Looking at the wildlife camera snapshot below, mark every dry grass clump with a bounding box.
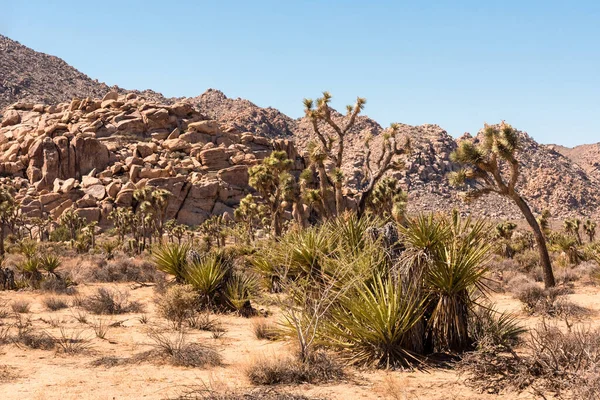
[513,284,588,318]
[80,288,143,315]
[146,328,222,368]
[11,300,31,314]
[43,296,69,311]
[175,388,326,400]
[461,322,600,398]
[51,327,92,354]
[252,319,279,341]
[246,352,344,385]
[39,277,77,295]
[155,284,198,328]
[13,316,55,350]
[63,255,163,283]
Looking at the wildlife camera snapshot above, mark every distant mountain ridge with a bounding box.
[1,34,599,219]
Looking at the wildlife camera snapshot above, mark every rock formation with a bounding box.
[0,92,303,225]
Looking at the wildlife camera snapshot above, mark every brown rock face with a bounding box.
[73,136,110,176]
[217,165,249,188]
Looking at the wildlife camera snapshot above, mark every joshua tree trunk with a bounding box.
[512,194,555,288]
[0,224,5,256]
[334,181,344,216]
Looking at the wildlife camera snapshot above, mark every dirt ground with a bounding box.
[0,280,595,400]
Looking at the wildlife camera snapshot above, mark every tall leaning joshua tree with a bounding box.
[449,122,556,288]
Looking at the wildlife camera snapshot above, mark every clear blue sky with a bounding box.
[2,1,599,146]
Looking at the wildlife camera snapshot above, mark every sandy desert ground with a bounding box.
[1,276,596,400]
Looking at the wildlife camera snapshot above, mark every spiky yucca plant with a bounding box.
[224,272,258,316]
[426,223,492,352]
[184,253,228,306]
[319,272,424,369]
[151,242,190,283]
[39,255,61,278]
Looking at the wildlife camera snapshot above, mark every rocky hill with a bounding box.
[549,143,600,182]
[0,35,167,112]
[1,34,600,222]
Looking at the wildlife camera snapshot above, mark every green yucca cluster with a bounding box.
[151,242,258,315]
[249,212,521,369]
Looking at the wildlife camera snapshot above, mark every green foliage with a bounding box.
[319,271,424,369]
[469,306,526,350]
[184,253,229,306]
[49,225,71,242]
[367,177,407,222]
[248,151,294,236]
[224,272,259,316]
[151,242,191,283]
[584,219,597,242]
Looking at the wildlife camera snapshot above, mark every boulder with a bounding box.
[84,184,106,200]
[177,180,220,225]
[1,110,21,127]
[73,136,110,177]
[199,148,230,170]
[188,120,220,135]
[135,143,157,158]
[217,165,249,187]
[115,189,134,207]
[102,91,119,102]
[75,207,101,223]
[76,194,98,208]
[162,138,191,152]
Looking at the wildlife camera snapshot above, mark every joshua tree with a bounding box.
[583,219,596,243]
[449,122,556,288]
[563,218,582,245]
[248,151,294,236]
[537,209,552,238]
[0,186,18,255]
[366,176,408,223]
[133,186,172,249]
[234,194,268,241]
[495,221,517,258]
[108,208,133,243]
[59,207,85,242]
[303,92,410,218]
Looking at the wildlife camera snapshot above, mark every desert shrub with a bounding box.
[174,388,324,400]
[514,282,546,311]
[318,272,424,369]
[156,284,199,328]
[468,306,526,349]
[513,284,585,318]
[51,327,92,354]
[17,331,56,350]
[187,312,219,332]
[253,319,279,341]
[514,249,540,273]
[246,352,343,385]
[224,272,258,317]
[81,288,143,315]
[11,300,31,314]
[89,256,162,283]
[89,318,111,339]
[43,297,69,311]
[39,276,77,295]
[462,322,600,398]
[147,328,222,367]
[50,225,71,242]
[13,316,55,350]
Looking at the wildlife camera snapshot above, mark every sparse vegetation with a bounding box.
[80,288,143,315]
